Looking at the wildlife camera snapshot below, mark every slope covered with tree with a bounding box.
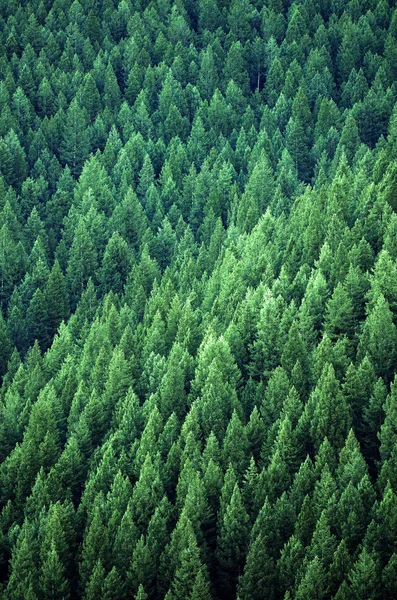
[1,0,397,598]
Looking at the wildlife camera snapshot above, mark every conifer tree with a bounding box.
[357,294,397,382]
[84,560,106,600]
[305,363,351,452]
[6,526,39,600]
[66,218,98,309]
[81,73,101,122]
[237,532,275,600]
[45,260,69,339]
[59,99,89,176]
[217,483,250,598]
[348,548,379,600]
[295,556,326,600]
[0,311,12,378]
[39,541,70,600]
[382,553,397,599]
[379,376,397,462]
[100,232,131,296]
[170,526,203,600]
[1,2,397,599]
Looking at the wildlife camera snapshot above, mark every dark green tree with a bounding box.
[217,483,250,599]
[59,100,89,176]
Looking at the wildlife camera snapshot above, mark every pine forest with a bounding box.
[1,0,397,598]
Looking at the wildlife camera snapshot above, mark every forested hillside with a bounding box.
[1,0,397,598]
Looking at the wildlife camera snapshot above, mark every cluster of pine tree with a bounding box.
[1,0,397,598]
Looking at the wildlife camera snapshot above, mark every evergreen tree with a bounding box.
[379,376,397,462]
[382,553,397,599]
[170,526,203,600]
[237,532,275,600]
[26,288,50,350]
[5,526,39,600]
[0,311,12,379]
[217,483,250,598]
[348,548,379,600]
[45,260,69,339]
[66,217,98,309]
[81,73,101,123]
[100,232,131,295]
[59,99,89,176]
[305,363,351,452]
[39,541,70,600]
[190,568,212,600]
[357,294,397,382]
[0,2,397,599]
[84,560,106,600]
[295,556,326,600]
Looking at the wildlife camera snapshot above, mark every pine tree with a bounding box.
[39,541,70,600]
[102,567,125,600]
[170,526,203,600]
[5,526,39,600]
[100,232,131,296]
[357,294,397,382]
[198,46,219,101]
[224,42,250,93]
[45,260,69,339]
[0,223,22,310]
[237,532,275,600]
[305,363,351,452]
[37,78,55,118]
[250,290,286,383]
[66,217,98,309]
[104,62,121,113]
[59,99,89,176]
[286,114,312,182]
[26,288,50,350]
[198,0,223,33]
[348,548,379,600]
[222,411,248,477]
[217,483,250,599]
[4,130,28,190]
[190,567,212,600]
[131,454,164,534]
[84,560,106,600]
[228,0,255,43]
[382,553,397,599]
[265,58,285,108]
[80,503,109,593]
[81,73,101,122]
[295,556,326,600]
[379,376,397,462]
[324,282,355,343]
[0,311,12,379]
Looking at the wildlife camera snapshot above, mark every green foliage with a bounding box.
[217,483,249,597]
[59,99,90,177]
[0,1,396,598]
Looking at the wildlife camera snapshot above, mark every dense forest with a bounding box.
[1,0,397,598]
